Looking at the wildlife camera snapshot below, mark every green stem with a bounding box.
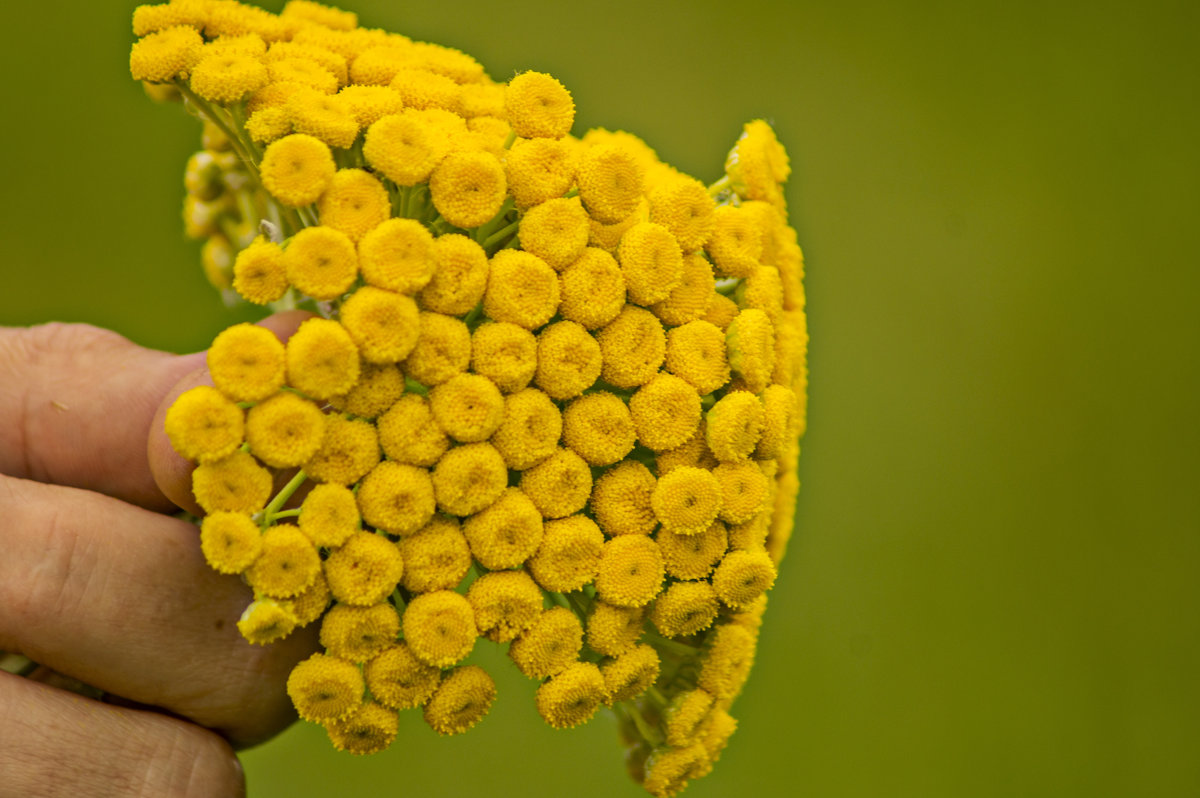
[262,469,308,525]
[707,175,731,198]
[270,508,302,519]
[623,702,663,747]
[481,218,521,251]
[643,631,701,658]
[502,129,517,150]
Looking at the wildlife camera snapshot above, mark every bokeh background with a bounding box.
[3,1,1198,796]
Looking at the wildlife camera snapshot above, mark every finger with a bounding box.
[0,474,318,748]
[0,672,245,798]
[147,310,316,514]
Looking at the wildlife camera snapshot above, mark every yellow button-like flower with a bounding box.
[577,143,644,224]
[600,643,659,705]
[233,236,289,304]
[357,217,436,295]
[259,133,337,207]
[363,110,451,186]
[664,320,730,397]
[702,293,739,330]
[403,589,477,668]
[287,651,364,723]
[725,308,776,395]
[237,598,299,646]
[535,661,605,730]
[739,264,784,323]
[270,55,339,93]
[590,461,657,537]
[483,249,560,329]
[505,136,577,209]
[244,390,325,468]
[130,25,204,83]
[618,222,684,307]
[459,81,505,118]
[325,700,399,756]
[650,466,723,537]
[190,52,269,104]
[423,665,496,736]
[697,622,756,700]
[397,515,472,594]
[649,175,716,253]
[561,392,635,467]
[337,84,404,127]
[705,390,765,462]
[429,150,507,229]
[192,450,273,514]
[246,524,321,599]
[509,607,583,679]
[319,601,401,663]
[658,520,728,581]
[712,460,769,525]
[754,384,796,460]
[504,71,574,139]
[727,509,769,553]
[285,317,361,399]
[655,419,717,476]
[282,225,359,300]
[726,119,790,210]
[325,530,404,606]
[356,460,436,536]
[651,252,716,327]
[519,447,592,519]
[430,441,508,517]
[132,2,208,38]
[650,580,719,639]
[534,321,601,400]
[285,85,359,148]
[338,285,421,364]
[470,322,537,393]
[629,372,701,452]
[704,204,762,278]
[466,569,543,643]
[489,387,562,470]
[585,600,647,657]
[557,247,626,330]
[330,361,406,420]
[429,373,505,443]
[280,0,358,31]
[588,196,647,253]
[663,688,716,748]
[390,66,461,112]
[419,233,490,315]
[282,569,331,627]
[317,168,390,243]
[594,535,665,608]
[461,486,544,569]
[248,79,307,114]
[365,642,442,711]
[349,44,419,86]
[199,511,262,574]
[405,312,471,386]
[697,707,738,770]
[164,384,245,464]
[596,305,666,389]
[519,196,589,271]
[207,322,286,402]
[711,549,777,610]
[527,514,604,592]
[377,394,450,467]
[642,742,709,798]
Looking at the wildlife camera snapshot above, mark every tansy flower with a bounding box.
[527,514,604,592]
[711,549,777,610]
[377,394,450,467]
[390,67,461,112]
[596,305,666,389]
[577,143,644,223]
[466,569,543,643]
[283,569,332,626]
[204,2,289,42]
[650,466,723,537]
[702,293,739,330]
[282,225,359,300]
[285,85,359,148]
[655,419,717,476]
[190,52,269,104]
[397,515,472,593]
[650,581,719,639]
[561,392,636,467]
[430,442,508,517]
[590,461,658,537]
[629,373,702,452]
[557,248,626,330]
[330,362,406,420]
[266,40,349,85]
[727,510,769,553]
[712,460,769,525]
[725,308,776,394]
[412,39,484,83]
[649,175,716,253]
[534,662,606,730]
[405,312,471,386]
[767,468,800,565]
[357,217,436,295]
[728,593,769,636]
[429,150,507,229]
[705,390,765,462]
[618,222,685,307]
[663,688,716,748]
[489,388,562,470]
[244,390,326,467]
[505,137,577,209]
[465,115,510,157]
[509,607,583,679]
[287,652,364,723]
[504,71,574,139]
[665,320,730,396]
[248,79,308,114]
[324,531,404,606]
[269,56,339,93]
[651,253,716,327]
[461,486,543,569]
[131,2,209,38]
[483,250,560,330]
[470,322,537,393]
[319,601,401,663]
[459,81,505,118]
[317,168,391,243]
[280,0,358,31]
[739,265,784,323]
[519,448,592,519]
[366,643,442,711]
[588,196,647,253]
[534,321,601,400]
[237,598,299,646]
[697,708,738,770]
[423,665,496,736]
[601,643,660,704]
[129,25,204,83]
[642,743,709,798]
[657,520,728,581]
[593,535,665,608]
[246,524,321,599]
[519,196,590,270]
[349,43,420,86]
[697,623,756,701]
[356,461,436,536]
[338,285,421,363]
[585,600,647,657]
[246,105,292,142]
[199,511,262,574]
[207,322,286,402]
[419,233,490,315]
[191,450,273,514]
[164,385,244,464]
[285,317,361,399]
[325,701,399,756]
[753,386,795,457]
[233,236,289,304]
[403,590,477,668]
[704,205,762,278]
[363,112,447,186]
[429,373,505,443]
[726,119,790,209]
[259,133,337,207]
[337,84,404,127]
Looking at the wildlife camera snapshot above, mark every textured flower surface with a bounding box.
[137,1,807,794]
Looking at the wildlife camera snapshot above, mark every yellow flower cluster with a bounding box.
[138,1,806,793]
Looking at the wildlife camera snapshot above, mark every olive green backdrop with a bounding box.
[2,1,1197,796]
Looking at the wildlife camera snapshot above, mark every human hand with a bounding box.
[0,317,317,797]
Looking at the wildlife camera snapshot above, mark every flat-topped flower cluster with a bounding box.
[133,1,807,795]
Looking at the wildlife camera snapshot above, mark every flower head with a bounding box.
[509,607,583,679]
[192,451,273,514]
[287,652,364,723]
[658,520,728,581]
[461,486,544,569]
[466,569,543,643]
[520,448,593,519]
[650,252,715,327]
[484,250,560,330]
[561,391,636,467]
[665,320,730,396]
[505,71,574,139]
[470,322,538,393]
[397,516,472,593]
[423,665,496,735]
[324,530,404,606]
[356,460,436,535]
[233,236,289,304]
[505,136,577,209]
[594,535,664,608]
[725,308,776,394]
[527,515,604,592]
[429,150,507,229]
[534,321,601,400]
[419,233,490,315]
[164,385,244,464]
[590,461,658,537]
[649,581,719,639]
[304,414,380,485]
[601,643,660,704]
[285,316,361,399]
[338,286,421,364]
[357,217,436,295]
[282,225,358,300]
[330,362,406,420]
[363,112,447,186]
[431,441,509,517]
[245,390,326,468]
[326,701,399,755]
[629,373,702,452]
[317,168,390,243]
[429,373,505,443]
[246,524,322,599]
[519,196,590,271]
[199,511,263,574]
[711,549,777,610]
[596,306,666,389]
[237,598,299,645]
[207,322,287,402]
[365,643,442,710]
[489,387,562,470]
[649,175,716,252]
[130,26,204,83]
[319,601,400,663]
[557,248,627,330]
[377,394,450,467]
[259,133,336,207]
[403,589,477,667]
[190,52,269,104]
[577,143,644,223]
[705,390,765,462]
[535,662,605,730]
[650,466,723,537]
[405,312,471,386]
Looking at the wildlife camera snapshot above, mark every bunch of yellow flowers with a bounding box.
[132,1,806,795]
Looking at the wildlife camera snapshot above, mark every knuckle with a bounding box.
[138,721,245,798]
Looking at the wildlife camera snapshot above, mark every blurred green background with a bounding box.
[2,1,1198,796]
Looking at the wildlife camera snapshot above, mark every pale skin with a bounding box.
[0,313,317,797]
